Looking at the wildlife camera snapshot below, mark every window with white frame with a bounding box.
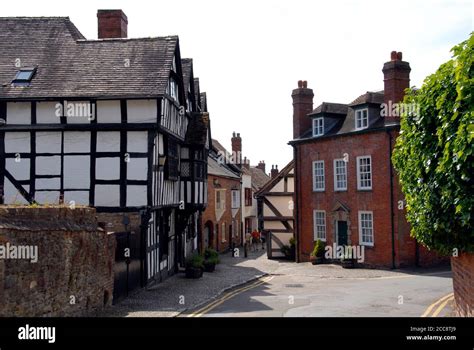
[359,211,374,246]
[357,156,372,190]
[334,159,347,191]
[313,161,325,191]
[221,222,226,243]
[216,190,226,211]
[313,117,324,137]
[313,210,326,241]
[355,109,368,130]
[231,190,240,209]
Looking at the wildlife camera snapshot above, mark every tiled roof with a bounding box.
[0,17,178,99]
[249,167,271,190]
[349,91,384,106]
[207,155,240,179]
[310,102,348,115]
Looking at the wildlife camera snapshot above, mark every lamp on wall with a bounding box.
[213,178,220,187]
[158,155,167,167]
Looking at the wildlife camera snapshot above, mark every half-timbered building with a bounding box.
[0,10,209,297]
[256,161,295,258]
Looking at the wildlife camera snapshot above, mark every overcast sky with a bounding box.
[3,0,472,173]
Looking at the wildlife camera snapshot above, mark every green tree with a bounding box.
[393,33,474,255]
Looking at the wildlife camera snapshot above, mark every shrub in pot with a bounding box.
[203,248,220,272]
[185,253,204,278]
[310,240,325,265]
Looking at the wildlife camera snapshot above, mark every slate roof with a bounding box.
[182,58,193,93]
[0,17,178,100]
[309,102,348,116]
[249,167,271,191]
[207,156,240,179]
[292,90,396,142]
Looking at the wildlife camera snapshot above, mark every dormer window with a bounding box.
[12,67,37,85]
[313,117,324,137]
[355,109,368,130]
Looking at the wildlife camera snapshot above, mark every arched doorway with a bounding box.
[203,221,214,249]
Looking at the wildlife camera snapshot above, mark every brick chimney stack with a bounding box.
[231,132,242,165]
[98,10,128,39]
[256,161,266,174]
[382,51,411,107]
[292,80,314,139]
[243,157,250,170]
[271,165,279,179]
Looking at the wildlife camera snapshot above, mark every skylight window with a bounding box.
[12,67,37,84]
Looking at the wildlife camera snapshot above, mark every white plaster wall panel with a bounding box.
[5,132,30,153]
[97,100,121,123]
[127,158,147,180]
[270,179,285,192]
[263,221,286,231]
[97,132,120,152]
[36,132,61,153]
[4,179,29,204]
[64,191,89,206]
[289,169,294,175]
[65,101,91,124]
[7,102,30,124]
[127,99,157,123]
[35,178,61,190]
[96,158,120,180]
[127,186,147,207]
[127,132,148,153]
[287,177,295,192]
[64,156,90,189]
[37,102,60,124]
[95,185,120,207]
[36,156,61,175]
[268,197,293,217]
[6,158,30,180]
[64,132,91,153]
[35,191,60,204]
[158,134,164,154]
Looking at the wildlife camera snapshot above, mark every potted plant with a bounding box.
[281,237,296,260]
[203,248,220,272]
[340,248,356,269]
[185,253,204,278]
[310,240,325,265]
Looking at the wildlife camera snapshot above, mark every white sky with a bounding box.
[3,0,472,173]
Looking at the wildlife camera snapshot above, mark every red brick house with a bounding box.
[201,139,242,253]
[289,52,445,268]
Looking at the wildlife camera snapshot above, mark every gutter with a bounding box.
[387,130,396,269]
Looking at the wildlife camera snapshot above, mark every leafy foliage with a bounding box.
[310,240,325,257]
[185,253,204,269]
[393,33,474,255]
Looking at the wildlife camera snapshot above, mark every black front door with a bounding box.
[337,221,348,246]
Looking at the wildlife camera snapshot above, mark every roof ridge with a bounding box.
[76,35,178,43]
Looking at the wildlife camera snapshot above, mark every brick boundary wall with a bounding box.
[0,206,116,317]
[451,252,474,317]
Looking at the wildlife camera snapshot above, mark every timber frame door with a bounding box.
[145,210,160,285]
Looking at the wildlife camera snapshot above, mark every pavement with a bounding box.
[101,248,455,317]
[101,248,280,317]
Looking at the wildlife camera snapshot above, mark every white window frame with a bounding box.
[358,211,374,246]
[215,189,226,211]
[356,155,372,190]
[313,210,326,241]
[312,117,324,137]
[355,108,369,130]
[312,160,325,192]
[333,158,347,191]
[231,190,240,209]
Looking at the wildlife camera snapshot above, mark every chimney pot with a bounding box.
[298,80,303,88]
[391,51,398,60]
[303,81,307,88]
[397,52,403,60]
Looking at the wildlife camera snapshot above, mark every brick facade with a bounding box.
[0,206,116,316]
[202,175,242,253]
[451,252,474,317]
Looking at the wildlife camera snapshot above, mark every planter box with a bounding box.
[203,261,216,273]
[185,267,203,279]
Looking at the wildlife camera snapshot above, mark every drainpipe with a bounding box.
[387,130,396,269]
[292,145,300,263]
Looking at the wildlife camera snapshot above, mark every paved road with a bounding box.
[187,265,453,317]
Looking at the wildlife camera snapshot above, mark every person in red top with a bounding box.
[251,230,260,252]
